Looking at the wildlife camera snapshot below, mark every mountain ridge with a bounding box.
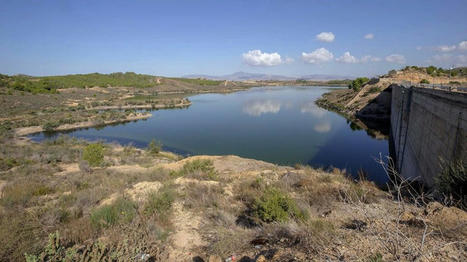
[183,71,354,81]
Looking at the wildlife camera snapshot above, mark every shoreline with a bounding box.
[15,112,152,136]
[87,101,192,110]
[315,93,389,140]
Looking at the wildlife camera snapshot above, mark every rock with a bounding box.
[424,201,443,215]
[208,255,222,262]
[399,211,425,228]
[343,219,367,231]
[256,255,267,262]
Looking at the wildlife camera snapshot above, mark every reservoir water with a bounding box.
[31,86,389,184]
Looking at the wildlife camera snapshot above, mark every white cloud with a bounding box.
[302,48,334,64]
[364,33,374,40]
[360,55,381,63]
[431,54,467,67]
[437,45,456,52]
[243,100,281,116]
[316,32,335,42]
[416,46,423,51]
[242,50,282,66]
[336,52,358,63]
[459,41,467,51]
[385,54,406,64]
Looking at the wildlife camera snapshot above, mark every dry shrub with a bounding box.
[183,182,225,209]
[0,210,46,261]
[204,226,253,258]
[339,180,381,204]
[1,180,55,207]
[235,177,265,204]
[258,219,335,255]
[60,217,94,244]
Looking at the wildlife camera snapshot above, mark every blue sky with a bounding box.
[1,0,466,77]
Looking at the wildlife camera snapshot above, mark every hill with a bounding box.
[0,72,253,94]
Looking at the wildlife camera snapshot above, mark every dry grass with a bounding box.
[0,136,466,261]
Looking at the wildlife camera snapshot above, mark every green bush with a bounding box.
[82,143,104,167]
[436,159,466,208]
[426,66,436,75]
[368,87,380,93]
[171,159,217,179]
[348,77,369,91]
[147,139,162,155]
[143,187,176,218]
[90,198,136,229]
[42,121,60,132]
[253,187,306,223]
[420,79,430,84]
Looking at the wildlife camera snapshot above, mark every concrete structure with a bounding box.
[390,85,467,186]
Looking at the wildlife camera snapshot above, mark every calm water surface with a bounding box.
[31,86,389,184]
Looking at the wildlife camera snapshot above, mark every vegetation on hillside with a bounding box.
[400,65,467,77]
[0,72,160,93]
[348,77,369,91]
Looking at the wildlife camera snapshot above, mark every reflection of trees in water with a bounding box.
[347,120,363,131]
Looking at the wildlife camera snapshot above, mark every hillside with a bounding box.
[1,135,466,261]
[316,66,467,136]
[0,72,253,94]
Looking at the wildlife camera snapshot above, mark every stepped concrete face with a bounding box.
[390,85,467,186]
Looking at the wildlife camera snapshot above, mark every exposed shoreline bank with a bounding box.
[15,112,152,136]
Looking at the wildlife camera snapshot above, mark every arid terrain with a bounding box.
[0,71,466,261]
[1,135,466,261]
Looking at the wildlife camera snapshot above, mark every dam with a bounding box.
[390,84,467,186]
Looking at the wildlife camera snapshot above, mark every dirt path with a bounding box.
[167,202,206,261]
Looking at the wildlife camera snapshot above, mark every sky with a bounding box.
[1,0,466,77]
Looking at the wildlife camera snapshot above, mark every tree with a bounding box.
[348,77,369,91]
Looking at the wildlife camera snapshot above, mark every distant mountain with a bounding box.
[299,74,354,81]
[182,72,353,81]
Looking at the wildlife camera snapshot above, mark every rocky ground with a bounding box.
[0,134,466,261]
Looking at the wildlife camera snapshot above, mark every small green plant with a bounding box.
[420,79,430,84]
[90,198,136,229]
[170,159,217,180]
[82,143,104,167]
[367,253,384,262]
[368,86,380,93]
[147,139,162,155]
[436,159,466,208]
[42,121,60,132]
[143,187,176,219]
[253,187,306,223]
[426,65,436,75]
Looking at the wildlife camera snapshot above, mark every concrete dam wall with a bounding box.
[390,85,467,186]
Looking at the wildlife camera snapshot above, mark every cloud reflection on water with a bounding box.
[243,99,281,116]
[314,122,331,133]
[300,101,326,118]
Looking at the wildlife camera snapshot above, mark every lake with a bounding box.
[31,86,389,184]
